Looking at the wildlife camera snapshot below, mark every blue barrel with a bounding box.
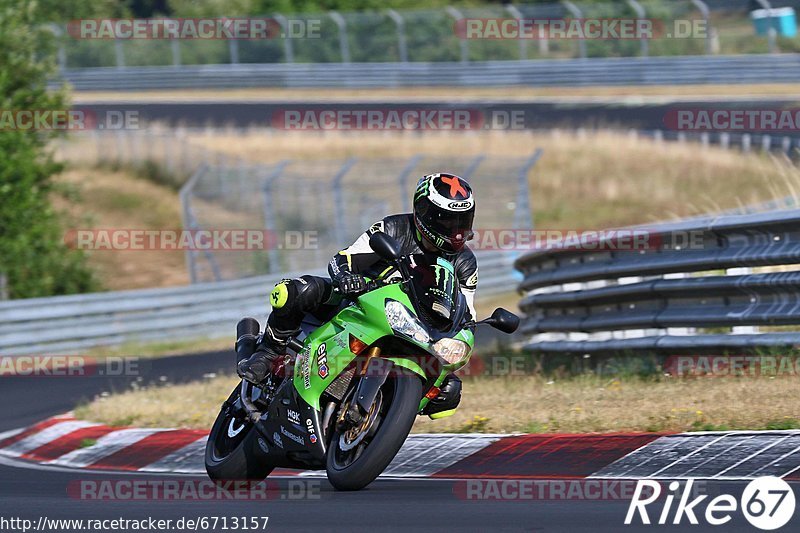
[751,7,797,38]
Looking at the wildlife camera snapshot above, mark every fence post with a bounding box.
[505,5,528,60]
[170,39,181,66]
[329,11,351,63]
[273,14,295,63]
[742,133,752,152]
[690,0,713,55]
[261,161,290,274]
[0,273,7,300]
[397,154,424,211]
[114,39,125,68]
[180,167,204,284]
[626,0,649,57]
[332,158,359,243]
[562,1,587,59]
[720,131,730,149]
[516,149,543,230]
[228,39,240,64]
[445,6,469,63]
[386,9,409,62]
[462,154,485,179]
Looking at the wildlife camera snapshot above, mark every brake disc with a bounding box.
[339,390,383,452]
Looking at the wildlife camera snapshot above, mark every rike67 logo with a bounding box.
[626,477,795,530]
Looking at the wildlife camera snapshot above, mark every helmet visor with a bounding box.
[417,202,474,251]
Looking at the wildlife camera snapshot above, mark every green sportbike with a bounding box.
[205,231,519,491]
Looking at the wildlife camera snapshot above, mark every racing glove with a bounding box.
[336,272,367,297]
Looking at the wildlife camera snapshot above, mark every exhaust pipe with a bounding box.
[235,317,261,364]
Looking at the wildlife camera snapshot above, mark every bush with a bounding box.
[0,0,98,298]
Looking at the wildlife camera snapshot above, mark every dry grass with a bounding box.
[80,337,232,359]
[74,372,800,434]
[53,130,800,292]
[186,129,800,229]
[72,83,800,102]
[53,166,189,290]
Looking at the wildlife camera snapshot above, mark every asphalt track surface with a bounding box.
[0,352,797,532]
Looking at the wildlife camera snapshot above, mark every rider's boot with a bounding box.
[422,373,462,419]
[237,323,300,384]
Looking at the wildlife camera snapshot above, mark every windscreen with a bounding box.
[408,255,460,330]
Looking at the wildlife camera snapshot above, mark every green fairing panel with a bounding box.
[292,282,414,410]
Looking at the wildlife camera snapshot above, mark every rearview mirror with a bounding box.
[369,231,403,261]
[480,308,520,334]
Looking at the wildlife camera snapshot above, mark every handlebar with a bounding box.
[332,277,396,298]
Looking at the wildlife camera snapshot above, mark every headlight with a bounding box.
[433,338,471,365]
[385,300,430,343]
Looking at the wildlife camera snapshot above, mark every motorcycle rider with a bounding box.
[237,172,478,417]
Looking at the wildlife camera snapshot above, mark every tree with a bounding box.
[0,0,97,298]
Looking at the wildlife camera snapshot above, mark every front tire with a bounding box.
[205,387,273,483]
[326,371,423,491]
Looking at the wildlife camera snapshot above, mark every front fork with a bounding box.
[337,346,388,431]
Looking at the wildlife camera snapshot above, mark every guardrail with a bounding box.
[0,250,518,356]
[514,208,800,354]
[57,54,800,91]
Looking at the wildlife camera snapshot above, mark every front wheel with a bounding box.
[205,386,273,483]
[326,370,423,491]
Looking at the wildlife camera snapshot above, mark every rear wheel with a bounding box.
[205,386,273,483]
[326,369,423,491]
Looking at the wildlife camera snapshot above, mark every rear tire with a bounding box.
[326,371,423,491]
[205,387,273,483]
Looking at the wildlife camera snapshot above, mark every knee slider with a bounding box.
[269,280,292,309]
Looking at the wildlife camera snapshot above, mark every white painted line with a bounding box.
[0,428,25,442]
[749,441,800,477]
[0,421,97,457]
[138,437,206,474]
[383,434,500,477]
[47,428,161,468]
[713,435,793,478]
[384,436,460,476]
[590,435,685,478]
[647,434,730,478]
[679,435,756,477]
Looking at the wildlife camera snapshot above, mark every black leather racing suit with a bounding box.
[328,213,479,317]
[246,213,479,413]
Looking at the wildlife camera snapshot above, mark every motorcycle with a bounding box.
[204,231,519,491]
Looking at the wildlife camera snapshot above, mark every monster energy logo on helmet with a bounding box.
[414,175,431,202]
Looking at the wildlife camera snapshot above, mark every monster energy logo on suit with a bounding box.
[430,258,455,318]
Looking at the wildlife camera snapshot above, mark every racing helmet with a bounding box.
[413,173,475,254]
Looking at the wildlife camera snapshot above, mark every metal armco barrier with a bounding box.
[0,273,294,356]
[0,249,518,356]
[57,54,800,91]
[514,209,800,353]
